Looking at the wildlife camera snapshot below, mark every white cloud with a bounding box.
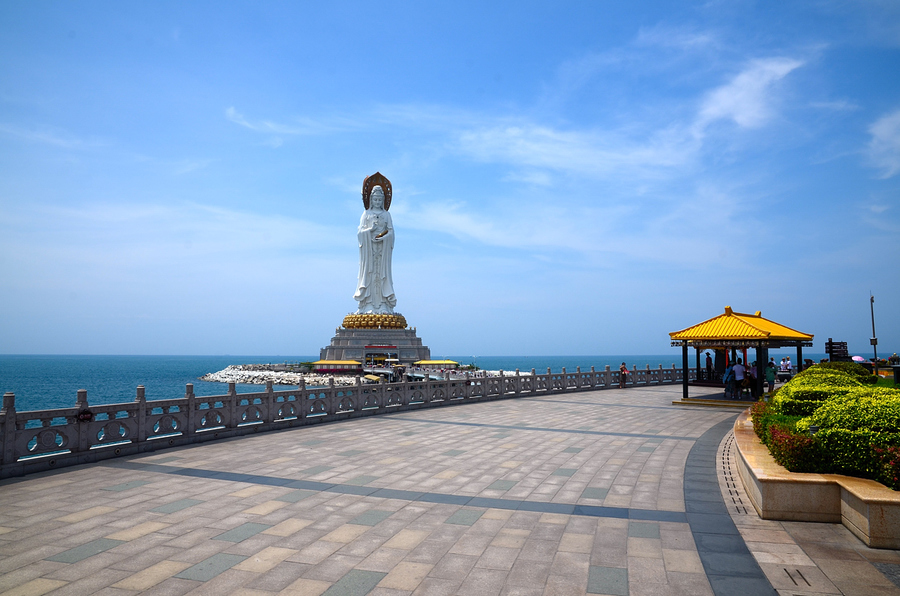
[694,58,804,133]
[867,108,900,178]
[634,24,717,50]
[456,123,695,179]
[0,123,103,149]
[809,100,859,111]
[225,107,357,136]
[174,158,214,175]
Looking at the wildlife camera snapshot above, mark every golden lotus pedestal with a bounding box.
[342,313,408,330]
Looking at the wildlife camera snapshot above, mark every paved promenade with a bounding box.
[1,384,898,596]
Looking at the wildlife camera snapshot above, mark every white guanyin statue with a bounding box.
[354,173,397,314]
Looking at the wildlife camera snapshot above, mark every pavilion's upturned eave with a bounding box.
[670,339,814,348]
[669,306,813,344]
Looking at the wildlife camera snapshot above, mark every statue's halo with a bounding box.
[362,172,392,211]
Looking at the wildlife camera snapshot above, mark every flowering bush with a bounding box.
[873,445,900,491]
[767,424,822,473]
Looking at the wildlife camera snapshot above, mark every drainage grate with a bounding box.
[720,433,749,514]
[782,567,812,587]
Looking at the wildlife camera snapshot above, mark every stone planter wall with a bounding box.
[733,410,900,549]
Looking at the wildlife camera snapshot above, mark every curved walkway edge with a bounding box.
[684,415,777,595]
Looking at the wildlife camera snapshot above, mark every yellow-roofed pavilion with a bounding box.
[669,306,813,400]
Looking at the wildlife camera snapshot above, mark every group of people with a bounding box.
[720,357,781,400]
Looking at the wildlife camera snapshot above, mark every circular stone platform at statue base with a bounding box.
[320,322,431,366]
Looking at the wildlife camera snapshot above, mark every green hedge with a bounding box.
[751,366,900,489]
[771,368,863,416]
[801,361,878,383]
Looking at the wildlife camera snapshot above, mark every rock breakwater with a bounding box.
[200,365,357,387]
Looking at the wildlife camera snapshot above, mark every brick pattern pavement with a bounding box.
[0,384,897,595]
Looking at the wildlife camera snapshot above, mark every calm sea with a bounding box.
[0,353,828,413]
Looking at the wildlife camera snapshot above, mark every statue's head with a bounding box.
[370,186,385,209]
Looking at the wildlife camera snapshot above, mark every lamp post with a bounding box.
[870,294,878,376]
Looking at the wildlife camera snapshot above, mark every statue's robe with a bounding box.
[354,208,396,313]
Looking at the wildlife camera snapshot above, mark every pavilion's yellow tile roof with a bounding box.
[414,360,459,365]
[313,360,361,365]
[670,306,813,341]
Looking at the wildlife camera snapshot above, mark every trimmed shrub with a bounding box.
[796,387,900,433]
[803,361,878,384]
[793,387,900,480]
[767,424,822,473]
[751,373,900,488]
[772,368,863,416]
[750,401,804,445]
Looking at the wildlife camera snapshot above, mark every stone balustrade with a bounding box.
[0,364,692,479]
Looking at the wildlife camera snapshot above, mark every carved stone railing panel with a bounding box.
[1,363,691,478]
[449,382,466,400]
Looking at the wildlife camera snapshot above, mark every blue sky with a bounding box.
[1,1,898,357]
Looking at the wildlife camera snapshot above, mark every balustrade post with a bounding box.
[605,365,611,388]
[265,380,275,423]
[2,393,17,464]
[328,377,336,415]
[185,384,196,436]
[561,367,567,392]
[298,379,307,420]
[135,386,147,443]
[590,366,596,388]
[531,369,537,393]
[74,389,90,453]
[226,382,237,427]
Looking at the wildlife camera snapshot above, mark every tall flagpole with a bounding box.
[870,294,878,375]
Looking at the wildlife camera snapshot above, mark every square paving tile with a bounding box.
[277,489,316,503]
[45,538,125,563]
[581,487,609,500]
[345,475,379,486]
[150,499,204,514]
[628,522,660,539]
[102,480,152,492]
[445,509,484,526]
[174,553,248,581]
[587,565,628,595]
[214,522,272,542]
[349,510,394,527]
[322,569,386,595]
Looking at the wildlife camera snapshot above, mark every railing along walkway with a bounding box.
[1,364,692,479]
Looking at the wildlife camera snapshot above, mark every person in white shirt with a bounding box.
[732,359,746,398]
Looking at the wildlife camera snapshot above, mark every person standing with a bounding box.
[619,362,628,389]
[723,362,735,399]
[765,360,777,394]
[705,352,713,380]
[732,358,746,399]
